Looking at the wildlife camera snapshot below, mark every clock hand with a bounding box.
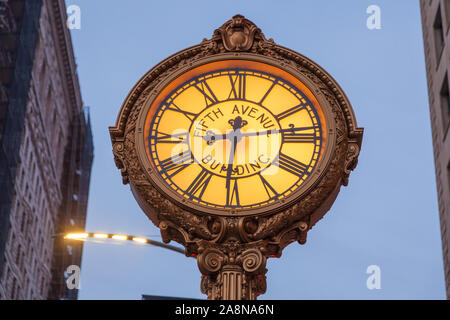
[239,125,316,138]
[203,125,315,144]
[225,116,246,204]
[203,116,248,145]
[225,134,238,205]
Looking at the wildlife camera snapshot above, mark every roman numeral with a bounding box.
[228,74,246,100]
[159,152,193,177]
[276,104,306,120]
[259,80,278,105]
[166,103,197,121]
[226,179,240,207]
[258,174,278,199]
[153,131,188,144]
[194,80,218,106]
[186,169,213,199]
[283,132,315,143]
[275,153,308,176]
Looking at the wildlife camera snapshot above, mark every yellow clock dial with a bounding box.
[144,61,326,213]
[190,100,282,179]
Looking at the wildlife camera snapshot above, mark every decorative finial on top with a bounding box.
[213,14,266,52]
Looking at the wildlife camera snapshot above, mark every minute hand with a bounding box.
[240,126,316,137]
[202,126,316,144]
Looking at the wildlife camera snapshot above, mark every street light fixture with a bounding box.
[59,232,186,255]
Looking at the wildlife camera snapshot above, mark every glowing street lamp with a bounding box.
[61,232,186,255]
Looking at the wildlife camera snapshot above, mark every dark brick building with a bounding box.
[0,0,93,299]
[420,0,450,299]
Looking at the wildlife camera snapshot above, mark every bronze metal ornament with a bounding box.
[109,15,363,300]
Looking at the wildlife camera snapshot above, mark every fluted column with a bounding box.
[198,248,267,300]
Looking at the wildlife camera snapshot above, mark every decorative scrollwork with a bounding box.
[212,14,265,52]
[198,248,225,275]
[159,211,215,240]
[343,143,360,186]
[206,217,227,242]
[241,248,265,274]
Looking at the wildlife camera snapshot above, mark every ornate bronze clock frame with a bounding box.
[110,15,363,300]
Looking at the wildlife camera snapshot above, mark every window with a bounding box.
[20,209,26,232]
[441,73,450,133]
[10,233,15,251]
[19,168,24,188]
[31,161,35,183]
[11,277,16,299]
[40,276,45,295]
[40,236,44,255]
[20,254,25,272]
[25,183,29,200]
[45,84,53,124]
[39,59,46,89]
[15,244,21,264]
[434,5,445,63]
[1,266,9,283]
[24,277,29,296]
[26,215,32,235]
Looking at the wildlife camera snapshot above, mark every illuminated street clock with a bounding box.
[145,61,325,214]
[110,15,363,300]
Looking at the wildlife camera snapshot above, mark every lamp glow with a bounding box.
[65,233,88,239]
[93,233,108,239]
[112,234,127,241]
[132,237,147,244]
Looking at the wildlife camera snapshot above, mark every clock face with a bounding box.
[143,60,328,215]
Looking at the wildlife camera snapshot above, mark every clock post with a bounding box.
[110,15,363,300]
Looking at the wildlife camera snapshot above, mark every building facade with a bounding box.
[420,0,450,299]
[0,0,93,300]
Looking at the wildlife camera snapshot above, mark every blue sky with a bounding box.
[65,0,446,299]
